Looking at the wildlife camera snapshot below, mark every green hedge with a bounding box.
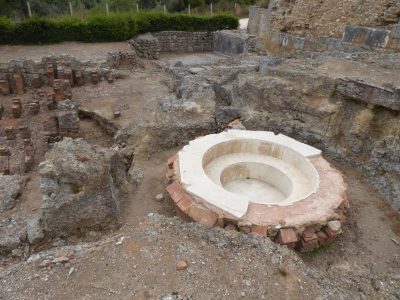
[0,13,238,44]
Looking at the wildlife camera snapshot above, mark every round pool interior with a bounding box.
[220,162,292,204]
[202,138,319,205]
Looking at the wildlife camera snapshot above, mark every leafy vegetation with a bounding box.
[0,0,254,17]
[0,13,239,44]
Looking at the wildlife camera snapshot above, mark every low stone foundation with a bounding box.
[213,30,257,56]
[343,25,400,50]
[129,30,257,58]
[130,31,213,59]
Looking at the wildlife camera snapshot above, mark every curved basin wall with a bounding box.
[202,139,319,205]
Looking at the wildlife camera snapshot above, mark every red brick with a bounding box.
[176,260,188,270]
[324,228,336,242]
[188,204,218,227]
[167,155,176,169]
[251,225,268,236]
[171,190,185,204]
[166,181,181,195]
[316,231,328,246]
[276,228,298,245]
[14,74,24,95]
[176,195,193,213]
[298,231,318,252]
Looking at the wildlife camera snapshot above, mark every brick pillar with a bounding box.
[46,63,55,86]
[31,74,42,89]
[29,100,40,115]
[0,104,4,120]
[64,68,74,86]
[5,126,16,140]
[42,115,59,143]
[13,73,25,95]
[53,79,63,101]
[18,125,31,139]
[75,70,85,86]
[0,79,10,96]
[91,71,100,84]
[24,143,34,172]
[47,92,56,110]
[12,98,22,118]
[0,147,10,175]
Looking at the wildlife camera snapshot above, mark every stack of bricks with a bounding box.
[13,69,25,95]
[64,68,74,86]
[0,77,10,95]
[5,126,16,140]
[53,79,72,101]
[107,74,114,84]
[46,63,55,86]
[31,74,42,89]
[56,99,79,137]
[29,99,40,115]
[91,71,100,84]
[23,139,34,172]
[75,70,85,86]
[0,147,10,175]
[18,125,31,139]
[42,115,59,143]
[57,66,74,86]
[0,104,4,120]
[47,92,56,110]
[12,98,22,118]
[36,89,45,99]
[165,155,349,253]
[166,156,219,228]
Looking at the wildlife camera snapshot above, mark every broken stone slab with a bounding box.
[337,78,400,111]
[26,213,45,245]
[259,56,280,73]
[391,24,400,40]
[0,175,23,211]
[342,25,392,49]
[39,138,126,238]
[0,223,27,255]
[56,99,80,137]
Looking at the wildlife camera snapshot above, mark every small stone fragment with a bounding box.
[155,193,164,201]
[176,260,188,270]
[52,256,70,264]
[39,259,52,268]
[327,220,341,233]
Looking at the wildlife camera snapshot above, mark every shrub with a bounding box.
[0,12,238,44]
[0,17,14,44]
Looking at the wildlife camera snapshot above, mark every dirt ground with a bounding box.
[0,42,399,299]
[0,42,130,63]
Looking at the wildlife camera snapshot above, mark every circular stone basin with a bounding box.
[166,130,348,252]
[220,162,291,204]
[202,138,319,206]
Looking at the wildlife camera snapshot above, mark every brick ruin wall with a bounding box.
[0,55,118,95]
[129,31,213,59]
[154,31,213,53]
[267,0,400,38]
[0,55,125,176]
